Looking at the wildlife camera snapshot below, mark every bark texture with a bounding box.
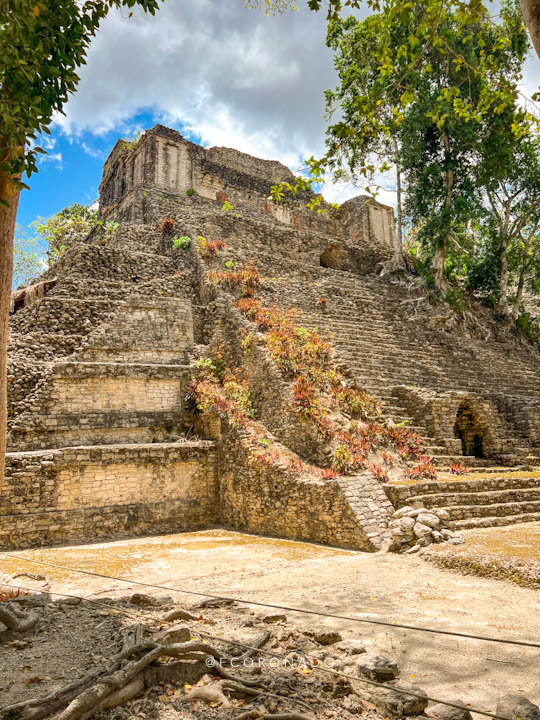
[520,0,540,59]
[0,165,19,491]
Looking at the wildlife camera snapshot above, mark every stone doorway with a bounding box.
[454,402,486,458]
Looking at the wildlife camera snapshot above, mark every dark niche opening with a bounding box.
[320,243,348,271]
[454,403,485,458]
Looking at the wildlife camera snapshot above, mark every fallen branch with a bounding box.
[231,631,271,664]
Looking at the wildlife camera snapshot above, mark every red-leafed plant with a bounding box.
[320,468,339,480]
[199,260,431,480]
[404,456,437,480]
[208,262,260,297]
[449,462,467,475]
[161,217,176,235]
[369,463,389,482]
[198,236,227,257]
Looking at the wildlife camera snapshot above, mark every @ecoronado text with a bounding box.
[205,656,335,669]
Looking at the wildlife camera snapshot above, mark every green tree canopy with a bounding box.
[1,0,162,193]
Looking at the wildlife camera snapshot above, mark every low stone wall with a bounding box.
[8,363,191,451]
[10,410,185,452]
[0,442,218,548]
[80,297,193,364]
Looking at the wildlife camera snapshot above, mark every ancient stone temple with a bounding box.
[3,124,540,551]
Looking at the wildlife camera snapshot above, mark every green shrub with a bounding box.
[443,287,466,314]
[186,188,197,197]
[172,235,191,251]
[516,311,540,345]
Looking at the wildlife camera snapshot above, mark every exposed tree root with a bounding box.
[231,630,271,664]
[0,603,39,639]
[163,607,200,622]
[0,610,313,720]
[236,712,312,720]
[0,639,224,720]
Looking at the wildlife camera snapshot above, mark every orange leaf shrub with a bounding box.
[207,262,260,297]
[161,217,176,235]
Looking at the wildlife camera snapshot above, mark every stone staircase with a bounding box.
[301,270,540,400]
[276,268,540,469]
[385,475,540,530]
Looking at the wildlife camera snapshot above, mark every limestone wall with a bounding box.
[0,443,218,548]
[81,297,193,364]
[8,363,191,452]
[216,428,392,551]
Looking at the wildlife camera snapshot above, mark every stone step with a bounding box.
[431,454,493,467]
[450,512,540,530]
[7,410,187,452]
[423,445,449,456]
[406,486,540,509]
[385,474,540,505]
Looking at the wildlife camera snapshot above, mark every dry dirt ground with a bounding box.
[424,522,540,589]
[1,528,540,717]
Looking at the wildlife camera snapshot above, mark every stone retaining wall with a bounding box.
[218,433,383,551]
[0,442,218,548]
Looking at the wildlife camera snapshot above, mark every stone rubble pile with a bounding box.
[390,502,465,553]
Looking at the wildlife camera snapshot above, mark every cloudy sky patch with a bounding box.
[17,0,540,227]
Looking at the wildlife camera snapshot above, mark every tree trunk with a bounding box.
[432,239,446,291]
[394,156,405,268]
[379,147,405,276]
[511,252,528,322]
[432,134,453,293]
[520,0,540,59]
[497,240,510,318]
[0,167,19,491]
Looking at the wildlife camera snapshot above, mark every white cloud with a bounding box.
[53,1,337,167]
[50,1,540,211]
[80,142,106,159]
[39,152,63,169]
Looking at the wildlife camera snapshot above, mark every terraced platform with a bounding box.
[5,124,540,549]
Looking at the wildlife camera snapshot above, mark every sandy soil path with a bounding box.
[2,529,539,715]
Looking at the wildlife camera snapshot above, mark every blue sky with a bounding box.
[14,0,373,236]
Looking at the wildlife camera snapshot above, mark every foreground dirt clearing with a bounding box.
[2,529,540,714]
